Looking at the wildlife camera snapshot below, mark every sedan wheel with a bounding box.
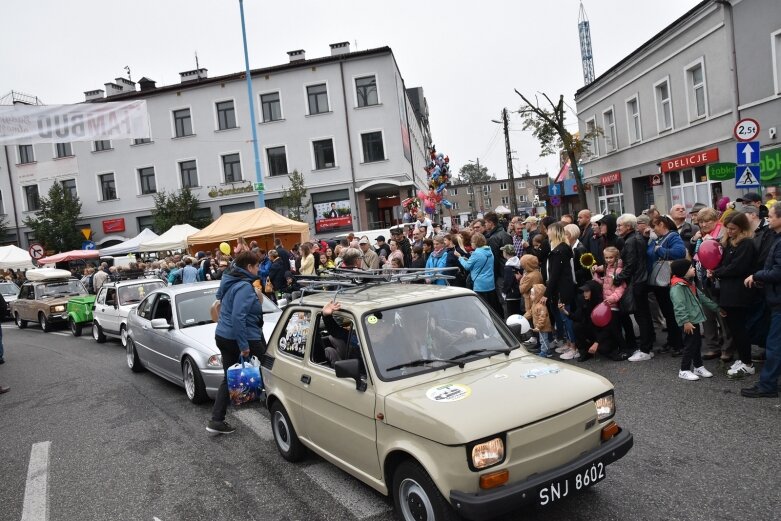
[92,321,107,343]
[39,313,51,333]
[126,337,144,373]
[14,312,27,329]
[392,461,457,521]
[120,325,128,347]
[270,402,306,462]
[182,356,207,404]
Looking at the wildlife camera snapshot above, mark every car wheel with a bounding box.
[126,337,144,373]
[392,460,457,521]
[270,401,306,462]
[14,312,27,329]
[120,325,128,347]
[69,318,82,337]
[182,356,208,404]
[92,321,107,343]
[39,313,51,333]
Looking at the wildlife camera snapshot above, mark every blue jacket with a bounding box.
[647,231,686,272]
[754,231,781,308]
[259,257,271,285]
[425,250,448,286]
[459,246,495,292]
[215,267,263,349]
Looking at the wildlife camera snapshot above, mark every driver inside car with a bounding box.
[322,301,363,368]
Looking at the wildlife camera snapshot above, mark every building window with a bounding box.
[222,153,242,182]
[267,146,288,177]
[307,84,329,115]
[18,145,34,164]
[483,196,492,207]
[99,173,117,201]
[138,167,157,195]
[626,96,641,143]
[137,215,155,233]
[534,179,545,187]
[654,78,673,132]
[355,76,378,107]
[23,185,40,211]
[596,183,625,216]
[669,167,711,211]
[361,131,385,163]
[518,194,527,203]
[452,202,459,210]
[56,143,73,158]
[466,187,473,195]
[173,108,193,137]
[517,181,526,189]
[133,137,152,145]
[60,179,77,200]
[94,140,112,151]
[685,61,707,120]
[500,182,508,191]
[261,92,282,122]
[313,139,335,169]
[451,187,458,195]
[585,117,599,157]
[774,30,781,95]
[216,100,237,130]
[482,185,490,194]
[501,196,510,205]
[602,107,617,152]
[179,160,198,188]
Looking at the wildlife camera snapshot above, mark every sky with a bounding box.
[0,0,701,182]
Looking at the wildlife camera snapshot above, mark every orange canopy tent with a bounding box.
[186,207,310,254]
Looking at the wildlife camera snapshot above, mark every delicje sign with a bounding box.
[661,147,719,173]
[0,100,150,145]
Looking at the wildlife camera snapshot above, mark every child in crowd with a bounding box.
[531,283,553,357]
[586,246,629,360]
[519,254,543,322]
[669,259,719,381]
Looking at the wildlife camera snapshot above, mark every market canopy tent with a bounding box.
[100,228,158,256]
[138,224,201,252]
[0,245,35,269]
[494,205,512,214]
[187,207,309,253]
[36,249,100,266]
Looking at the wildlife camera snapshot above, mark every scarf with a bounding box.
[671,276,697,297]
[430,247,445,259]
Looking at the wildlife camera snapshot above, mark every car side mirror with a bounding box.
[151,318,172,330]
[334,359,367,392]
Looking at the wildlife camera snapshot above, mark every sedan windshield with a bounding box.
[36,280,86,298]
[0,283,18,296]
[118,281,164,305]
[364,295,517,381]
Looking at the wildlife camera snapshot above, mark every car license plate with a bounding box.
[538,461,605,506]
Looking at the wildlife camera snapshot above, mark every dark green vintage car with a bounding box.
[67,295,97,336]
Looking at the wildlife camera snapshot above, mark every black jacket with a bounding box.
[572,241,591,286]
[614,230,648,286]
[713,238,756,307]
[754,231,781,308]
[486,226,513,278]
[753,224,774,272]
[397,237,413,268]
[677,221,699,256]
[275,246,291,268]
[544,243,575,305]
[445,247,467,287]
[268,259,287,292]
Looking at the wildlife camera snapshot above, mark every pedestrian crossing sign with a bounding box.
[735,165,760,188]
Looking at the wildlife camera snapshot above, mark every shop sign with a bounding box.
[760,147,781,185]
[650,174,664,186]
[661,148,719,173]
[207,182,256,198]
[707,162,736,181]
[102,218,125,233]
[599,171,621,185]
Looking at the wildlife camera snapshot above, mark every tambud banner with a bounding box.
[0,100,150,145]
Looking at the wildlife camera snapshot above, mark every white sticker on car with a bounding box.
[426,384,471,402]
[521,365,562,379]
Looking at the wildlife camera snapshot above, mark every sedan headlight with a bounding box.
[595,392,615,421]
[469,436,505,470]
[207,354,223,368]
[51,305,66,313]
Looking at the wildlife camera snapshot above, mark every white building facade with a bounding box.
[0,43,432,248]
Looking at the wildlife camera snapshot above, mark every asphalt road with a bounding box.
[0,322,779,521]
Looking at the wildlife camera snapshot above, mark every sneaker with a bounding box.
[740,385,779,398]
[560,349,580,360]
[538,350,553,359]
[206,420,236,434]
[0,358,5,364]
[524,337,538,346]
[628,350,654,362]
[692,366,713,378]
[727,362,755,379]
[555,345,570,354]
[679,370,700,381]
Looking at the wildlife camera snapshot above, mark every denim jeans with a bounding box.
[0,324,4,360]
[211,335,267,423]
[758,309,781,393]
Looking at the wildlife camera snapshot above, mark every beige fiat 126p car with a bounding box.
[260,279,632,521]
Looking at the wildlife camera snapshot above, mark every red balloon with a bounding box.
[591,302,613,328]
[698,239,723,270]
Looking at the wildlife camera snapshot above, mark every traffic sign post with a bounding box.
[550,195,561,207]
[736,141,760,165]
[736,165,761,188]
[734,118,760,142]
[29,243,44,260]
[734,119,761,189]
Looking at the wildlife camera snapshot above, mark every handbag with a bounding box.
[210,299,221,322]
[649,234,673,287]
[227,355,262,406]
[264,278,274,293]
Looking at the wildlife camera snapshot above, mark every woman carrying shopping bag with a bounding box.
[207,251,266,435]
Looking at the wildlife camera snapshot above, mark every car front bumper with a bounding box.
[202,367,225,399]
[48,313,70,323]
[450,428,633,521]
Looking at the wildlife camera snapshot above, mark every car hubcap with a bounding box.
[273,411,291,452]
[15,313,20,325]
[39,316,46,329]
[400,479,434,521]
[184,361,195,398]
[121,327,128,347]
[93,324,100,340]
[126,340,134,368]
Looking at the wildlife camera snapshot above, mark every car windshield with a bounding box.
[364,295,517,381]
[36,280,86,298]
[175,287,280,329]
[0,283,18,296]
[118,281,165,305]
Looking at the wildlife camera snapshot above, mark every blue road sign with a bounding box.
[82,241,96,250]
[736,141,760,165]
[735,165,761,188]
[549,183,561,196]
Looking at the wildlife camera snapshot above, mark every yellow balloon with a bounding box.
[219,242,231,255]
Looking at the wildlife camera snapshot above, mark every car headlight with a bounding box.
[51,305,66,313]
[595,392,615,421]
[207,355,223,368]
[469,436,505,470]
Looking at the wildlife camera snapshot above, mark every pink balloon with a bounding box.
[417,190,427,200]
[698,240,723,270]
[591,302,613,328]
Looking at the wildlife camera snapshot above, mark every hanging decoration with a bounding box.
[419,145,452,217]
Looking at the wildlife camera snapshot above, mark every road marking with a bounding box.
[21,441,51,521]
[51,332,70,337]
[233,409,273,441]
[302,463,392,519]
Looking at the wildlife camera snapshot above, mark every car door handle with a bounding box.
[300,375,311,385]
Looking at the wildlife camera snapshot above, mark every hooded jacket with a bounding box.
[215,266,263,349]
[670,277,720,326]
[531,282,553,333]
[570,280,603,325]
[593,259,626,309]
[502,255,522,300]
[458,245,495,292]
[520,254,544,320]
[425,248,449,286]
[485,225,513,277]
[614,230,648,286]
[589,214,624,265]
[647,231,687,272]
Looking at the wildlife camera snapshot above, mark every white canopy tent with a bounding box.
[494,205,512,214]
[138,224,200,252]
[0,245,34,269]
[99,228,159,256]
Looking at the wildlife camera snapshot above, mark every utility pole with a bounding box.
[468,158,479,220]
[502,108,518,216]
[238,0,265,207]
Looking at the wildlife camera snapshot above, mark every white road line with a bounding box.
[302,463,392,519]
[233,409,274,441]
[21,441,51,521]
[51,332,70,337]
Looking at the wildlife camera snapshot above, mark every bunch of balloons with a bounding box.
[420,145,453,215]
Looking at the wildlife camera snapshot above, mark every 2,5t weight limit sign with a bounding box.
[734,118,760,142]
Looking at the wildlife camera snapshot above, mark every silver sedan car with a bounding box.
[126,281,281,403]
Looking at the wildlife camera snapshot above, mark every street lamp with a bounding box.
[467,159,480,219]
[492,108,517,216]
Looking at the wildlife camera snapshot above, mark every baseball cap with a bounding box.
[689,203,707,214]
[358,238,370,245]
[736,193,761,203]
[375,235,386,242]
[523,216,539,224]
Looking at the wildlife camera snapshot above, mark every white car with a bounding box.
[92,279,166,346]
[0,281,19,319]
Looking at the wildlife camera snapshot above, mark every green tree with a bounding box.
[281,170,310,222]
[151,187,212,232]
[458,163,493,184]
[23,183,83,252]
[515,91,600,210]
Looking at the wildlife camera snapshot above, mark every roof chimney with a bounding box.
[138,77,157,92]
[179,68,208,83]
[84,89,105,101]
[114,77,136,93]
[104,82,124,97]
[329,42,351,56]
[287,49,306,62]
